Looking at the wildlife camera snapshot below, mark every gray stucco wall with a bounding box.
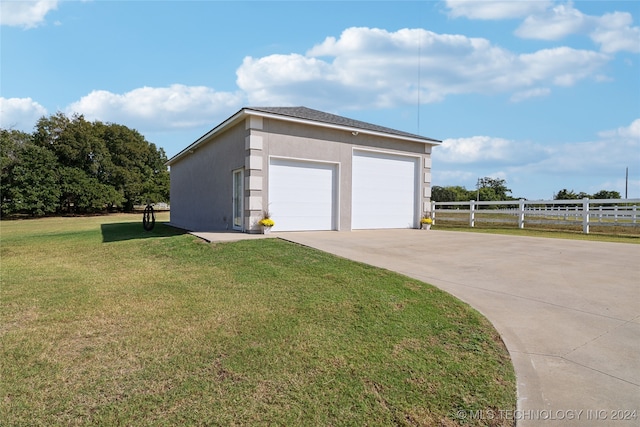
[253,117,432,232]
[170,113,434,232]
[169,124,245,231]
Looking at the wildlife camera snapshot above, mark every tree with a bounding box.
[431,185,476,205]
[2,113,169,216]
[100,122,169,210]
[2,143,60,216]
[34,113,114,182]
[554,189,619,200]
[431,186,457,203]
[554,189,580,200]
[432,179,515,210]
[32,113,169,212]
[477,177,512,201]
[59,167,123,213]
[1,129,31,215]
[451,185,475,201]
[592,190,621,200]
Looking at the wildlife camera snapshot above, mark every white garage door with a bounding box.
[269,158,337,231]
[352,151,418,229]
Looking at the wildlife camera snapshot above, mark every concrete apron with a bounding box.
[277,229,640,426]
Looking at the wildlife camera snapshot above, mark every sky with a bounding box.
[1,0,639,200]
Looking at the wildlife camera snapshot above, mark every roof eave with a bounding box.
[244,108,442,145]
[167,108,442,166]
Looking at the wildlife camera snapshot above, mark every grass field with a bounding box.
[1,214,515,426]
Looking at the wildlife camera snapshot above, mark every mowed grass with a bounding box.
[1,214,515,426]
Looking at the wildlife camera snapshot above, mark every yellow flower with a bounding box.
[420,217,433,224]
[259,218,275,227]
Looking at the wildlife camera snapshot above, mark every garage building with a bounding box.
[167,106,440,233]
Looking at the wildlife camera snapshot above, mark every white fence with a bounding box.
[431,198,640,234]
[133,202,170,211]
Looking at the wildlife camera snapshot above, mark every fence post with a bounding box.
[470,200,475,228]
[518,199,525,229]
[582,198,590,234]
[633,205,637,224]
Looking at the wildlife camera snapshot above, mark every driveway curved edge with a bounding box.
[280,229,640,426]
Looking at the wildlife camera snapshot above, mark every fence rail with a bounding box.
[431,198,640,234]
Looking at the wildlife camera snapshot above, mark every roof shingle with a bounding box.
[246,106,440,143]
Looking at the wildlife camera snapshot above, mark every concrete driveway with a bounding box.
[279,229,640,426]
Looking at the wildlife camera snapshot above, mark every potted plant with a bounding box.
[420,215,433,230]
[258,211,275,234]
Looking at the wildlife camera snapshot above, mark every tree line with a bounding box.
[432,177,515,203]
[553,189,620,200]
[1,113,169,217]
[432,178,621,203]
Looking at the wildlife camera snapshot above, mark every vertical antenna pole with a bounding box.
[417,28,421,135]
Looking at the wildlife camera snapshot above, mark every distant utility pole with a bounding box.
[625,167,628,199]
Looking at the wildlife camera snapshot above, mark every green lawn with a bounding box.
[1,214,515,426]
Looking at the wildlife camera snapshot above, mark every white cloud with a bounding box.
[515,4,640,53]
[436,136,510,164]
[432,118,640,197]
[0,0,58,28]
[0,97,48,131]
[66,84,245,131]
[590,12,640,54]
[236,54,337,107]
[447,1,640,54]
[507,126,637,195]
[598,118,640,139]
[519,47,609,87]
[515,3,589,40]
[432,119,640,198]
[433,135,550,166]
[442,119,639,175]
[237,27,609,109]
[445,0,551,20]
[510,87,551,103]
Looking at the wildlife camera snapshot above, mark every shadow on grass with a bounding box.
[101,222,186,243]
